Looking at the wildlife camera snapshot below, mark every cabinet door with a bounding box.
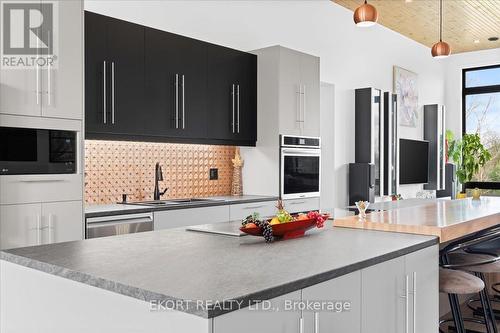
[405,245,439,333]
[361,256,405,333]
[300,54,320,137]
[41,0,82,120]
[105,17,145,136]
[154,206,230,230]
[145,29,207,138]
[213,291,301,333]
[84,11,108,133]
[0,2,41,117]
[278,47,302,136]
[302,271,361,333]
[233,53,257,143]
[0,203,42,250]
[207,45,247,141]
[42,201,83,244]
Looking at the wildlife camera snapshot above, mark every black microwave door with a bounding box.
[0,127,41,174]
[283,155,320,195]
[0,127,38,162]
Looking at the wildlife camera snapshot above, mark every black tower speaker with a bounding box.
[349,163,375,205]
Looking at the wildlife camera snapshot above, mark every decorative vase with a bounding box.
[472,188,481,200]
[231,148,244,196]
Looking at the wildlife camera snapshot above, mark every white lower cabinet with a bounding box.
[41,201,83,244]
[302,271,361,333]
[361,256,406,333]
[361,245,439,333]
[0,203,42,249]
[0,201,82,249]
[213,291,302,333]
[229,201,276,221]
[154,206,230,230]
[406,245,439,333]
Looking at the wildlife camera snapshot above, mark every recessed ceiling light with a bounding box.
[488,37,499,42]
[474,39,480,44]
[405,0,413,3]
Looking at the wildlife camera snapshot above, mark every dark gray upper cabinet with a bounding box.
[145,29,208,139]
[207,45,257,143]
[85,12,146,138]
[85,11,256,146]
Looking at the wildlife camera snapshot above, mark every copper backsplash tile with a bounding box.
[84,140,235,204]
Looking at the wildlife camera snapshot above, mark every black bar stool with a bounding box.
[440,226,500,333]
[439,268,486,333]
[467,238,500,320]
[446,252,500,333]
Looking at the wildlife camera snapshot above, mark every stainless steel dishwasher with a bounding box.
[86,212,154,239]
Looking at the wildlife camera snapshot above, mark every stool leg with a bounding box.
[480,272,498,333]
[449,293,466,333]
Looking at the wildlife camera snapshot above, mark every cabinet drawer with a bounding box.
[154,205,230,230]
[229,201,276,221]
[283,197,320,213]
[0,174,83,204]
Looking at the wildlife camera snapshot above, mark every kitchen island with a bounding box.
[1,224,438,333]
[335,197,500,242]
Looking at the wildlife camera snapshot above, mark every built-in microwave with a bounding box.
[0,127,77,175]
[280,135,321,199]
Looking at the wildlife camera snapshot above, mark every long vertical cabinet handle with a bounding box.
[412,272,417,333]
[36,214,42,245]
[237,84,240,133]
[314,312,319,333]
[182,75,185,129]
[46,30,52,106]
[302,84,306,125]
[296,85,301,125]
[299,317,304,333]
[48,214,54,244]
[175,74,179,129]
[111,62,115,124]
[232,84,235,133]
[103,61,107,124]
[36,30,40,105]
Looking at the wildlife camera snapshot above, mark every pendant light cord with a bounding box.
[439,0,443,42]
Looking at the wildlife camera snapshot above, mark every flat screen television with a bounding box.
[399,139,429,185]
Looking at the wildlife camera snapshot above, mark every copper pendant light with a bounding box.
[353,0,378,27]
[431,0,451,58]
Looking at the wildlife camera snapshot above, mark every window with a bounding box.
[462,65,500,183]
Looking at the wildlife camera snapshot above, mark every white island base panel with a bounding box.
[0,261,210,333]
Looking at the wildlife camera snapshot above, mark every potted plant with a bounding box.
[446,131,491,198]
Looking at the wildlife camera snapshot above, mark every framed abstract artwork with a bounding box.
[393,66,419,127]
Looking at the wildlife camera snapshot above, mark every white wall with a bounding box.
[85,0,445,208]
[443,48,500,138]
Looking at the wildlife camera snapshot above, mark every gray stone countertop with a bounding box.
[1,224,437,319]
[85,195,279,218]
[0,221,438,318]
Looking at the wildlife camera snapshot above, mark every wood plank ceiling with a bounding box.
[333,0,500,54]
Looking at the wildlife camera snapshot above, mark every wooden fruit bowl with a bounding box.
[240,214,330,240]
